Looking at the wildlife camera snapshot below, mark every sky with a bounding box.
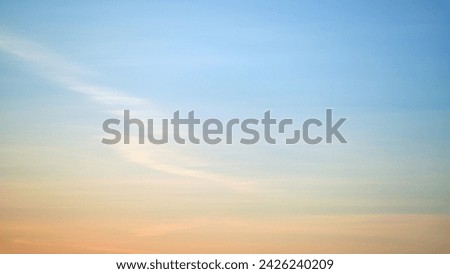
[0,1,449,253]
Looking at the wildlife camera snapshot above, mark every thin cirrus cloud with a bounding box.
[0,29,146,107]
[0,28,256,191]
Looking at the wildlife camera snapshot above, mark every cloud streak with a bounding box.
[0,28,255,191]
[0,29,147,107]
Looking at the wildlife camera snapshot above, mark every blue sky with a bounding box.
[2,0,449,111]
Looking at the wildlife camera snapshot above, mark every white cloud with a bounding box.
[0,29,146,107]
[0,28,256,192]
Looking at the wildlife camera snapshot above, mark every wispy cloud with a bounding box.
[0,29,146,107]
[114,138,257,192]
[0,28,255,191]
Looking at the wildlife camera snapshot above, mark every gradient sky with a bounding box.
[0,1,449,253]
